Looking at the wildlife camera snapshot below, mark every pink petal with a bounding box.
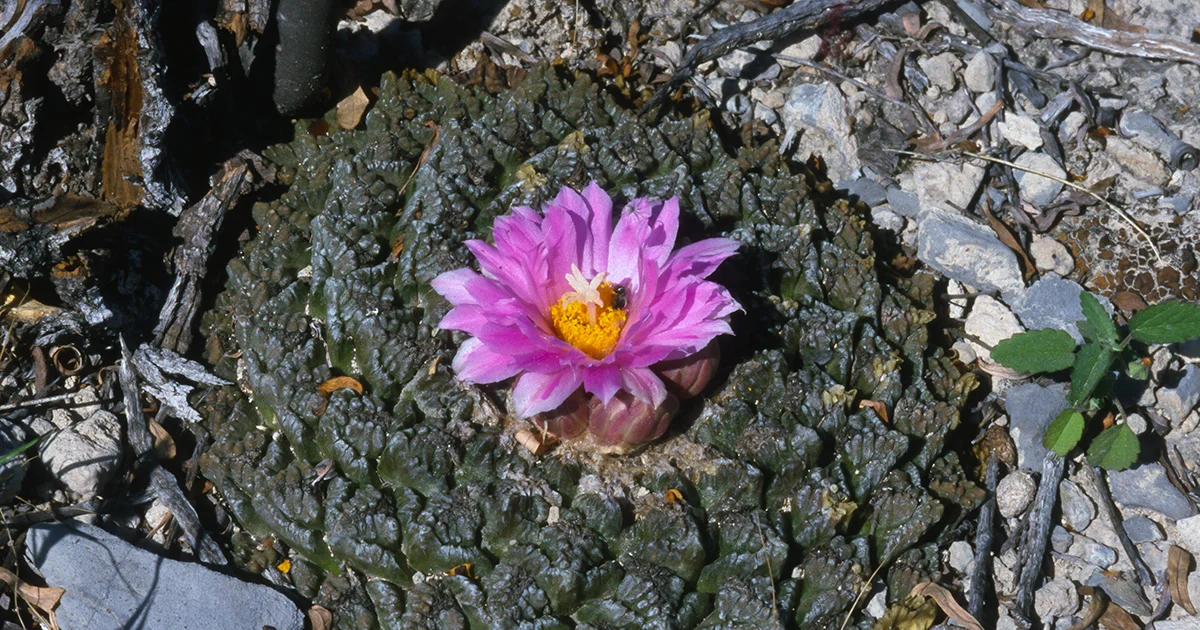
[582,364,623,404]
[643,197,680,267]
[452,337,522,383]
[662,238,741,285]
[606,204,647,289]
[581,181,613,272]
[513,369,584,417]
[619,367,668,408]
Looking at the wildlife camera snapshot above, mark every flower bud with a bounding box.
[532,388,589,439]
[653,340,720,399]
[587,390,679,453]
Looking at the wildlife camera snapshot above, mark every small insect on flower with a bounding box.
[432,182,741,451]
[611,284,628,310]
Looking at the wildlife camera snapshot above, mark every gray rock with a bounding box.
[1029,236,1074,276]
[944,88,972,125]
[1068,534,1117,568]
[1177,514,1200,556]
[964,51,998,93]
[917,209,1025,300]
[1060,479,1097,531]
[26,521,303,630]
[1034,577,1080,622]
[1153,620,1200,630]
[1006,383,1070,470]
[948,540,974,573]
[1086,570,1152,616]
[0,421,28,504]
[781,83,860,182]
[886,188,921,218]
[1015,152,1066,206]
[840,176,889,206]
[997,470,1037,518]
[965,295,1024,363]
[918,52,960,91]
[871,205,905,232]
[1122,515,1163,543]
[999,114,1044,150]
[777,35,822,65]
[1108,463,1198,521]
[903,161,985,214]
[1010,276,1110,344]
[40,406,122,498]
[1060,111,1088,144]
[1051,525,1073,553]
[1158,363,1200,426]
[1125,412,1148,434]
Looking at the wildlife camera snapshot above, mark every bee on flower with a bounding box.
[431,182,741,452]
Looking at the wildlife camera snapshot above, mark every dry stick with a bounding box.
[1080,463,1155,587]
[1014,453,1065,621]
[153,162,247,353]
[0,391,90,412]
[119,337,229,566]
[891,148,1162,262]
[967,453,998,619]
[985,0,1200,66]
[643,0,901,115]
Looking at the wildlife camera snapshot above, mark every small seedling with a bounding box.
[991,294,1200,470]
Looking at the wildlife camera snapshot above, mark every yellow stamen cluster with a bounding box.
[551,266,626,359]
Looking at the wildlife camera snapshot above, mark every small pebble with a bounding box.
[964,51,998,93]
[1122,515,1162,544]
[998,114,1044,150]
[1176,513,1200,557]
[1059,479,1096,531]
[1051,525,1073,553]
[918,52,960,91]
[1034,577,1080,622]
[948,540,974,573]
[997,470,1037,518]
[1069,534,1117,568]
[1029,236,1073,276]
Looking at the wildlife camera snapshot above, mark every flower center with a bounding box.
[550,265,626,359]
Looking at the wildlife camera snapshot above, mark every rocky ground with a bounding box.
[2,0,1200,628]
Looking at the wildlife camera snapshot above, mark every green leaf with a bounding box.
[990,329,1077,373]
[1077,320,1098,344]
[1042,409,1085,457]
[1080,291,1118,346]
[0,436,39,467]
[1129,301,1200,344]
[1069,343,1115,405]
[1087,424,1140,471]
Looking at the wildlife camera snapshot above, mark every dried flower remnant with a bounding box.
[432,183,740,450]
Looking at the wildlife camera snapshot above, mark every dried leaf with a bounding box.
[0,565,64,622]
[909,581,985,630]
[395,121,440,204]
[3,299,64,323]
[665,488,685,504]
[317,376,364,398]
[49,345,84,376]
[1068,586,1107,630]
[308,605,333,630]
[858,399,890,423]
[1110,291,1148,314]
[515,427,553,455]
[336,86,370,130]
[1097,602,1141,630]
[1168,545,1196,615]
[148,418,177,460]
[982,203,1036,280]
[276,558,292,573]
[446,563,474,578]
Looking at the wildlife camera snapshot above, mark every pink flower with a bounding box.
[431,183,740,440]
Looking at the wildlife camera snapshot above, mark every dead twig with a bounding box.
[644,0,900,115]
[1014,453,1065,621]
[985,0,1200,66]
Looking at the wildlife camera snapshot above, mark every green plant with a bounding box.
[990,294,1200,470]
